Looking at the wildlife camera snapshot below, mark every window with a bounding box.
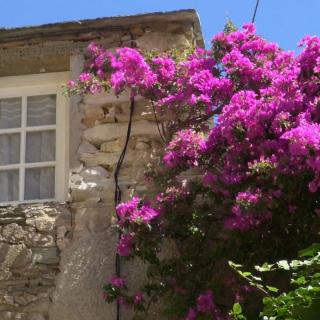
[0,72,69,205]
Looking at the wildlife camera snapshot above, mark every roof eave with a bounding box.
[0,9,204,47]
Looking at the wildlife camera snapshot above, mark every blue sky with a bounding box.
[1,0,320,51]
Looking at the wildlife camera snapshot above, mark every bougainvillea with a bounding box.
[67,23,320,319]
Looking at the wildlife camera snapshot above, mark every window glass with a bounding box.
[0,97,21,129]
[0,133,20,165]
[0,170,19,202]
[25,167,55,200]
[27,95,56,126]
[25,130,56,163]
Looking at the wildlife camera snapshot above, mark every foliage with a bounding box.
[67,23,320,319]
[229,243,320,319]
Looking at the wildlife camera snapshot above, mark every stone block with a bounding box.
[11,247,32,269]
[22,298,50,313]
[0,224,26,244]
[13,292,39,306]
[0,213,25,225]
[70,179,114,203]
[136,31,190,50]
[129,26,144,37]
[100,138,125,153]
[34,217,55,233]
[77,140,98,155]
[82,105,105,127]
[83,91,130,106]
[135,141,150,150]
[80,149,152,170]
[24,205,62,227]
[73,205,113,234]
[79,152,117,169]
[0,243,31,271]
[31,248,59,266]
[25,231,55,248]
[83,120,159,146]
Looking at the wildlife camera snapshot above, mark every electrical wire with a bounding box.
[114,96,135,320]
[151,103,166,145]
[113,31,136,320]
[252,0,260,23]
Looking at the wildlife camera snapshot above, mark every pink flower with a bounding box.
[309,181,318,193]
[79,72,92,82]
[133,291,144,305]
[185,308,197,320]
[196,290,215,314]
[117,233,135,257]
[102,292,109,300]
[152,56,176,83]
[67,80,76,87]
[116,197,160,225]
[164,130,205,169]
[110,276,126,288]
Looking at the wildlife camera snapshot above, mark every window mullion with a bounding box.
[24,161,56,168]
[19,95,27,201]
[0,128,21,135]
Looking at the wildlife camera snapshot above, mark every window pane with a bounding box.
[25,130,55,163]
[0,170,19,202]
[25,167,55,200]
[27,95,56,126]
[0,133,20,165]
[0,97,21,129]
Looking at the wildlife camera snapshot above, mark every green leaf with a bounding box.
[298,243,320,257]
[266,285,279,293]
[229,261,242,268]
[255,263,274,272]
[277,260,290,270]
[290,260,303,268]
[241,272,252,277]
[292,276,306,285]
[233,302,242,315]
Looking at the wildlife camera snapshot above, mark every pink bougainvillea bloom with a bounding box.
[185,308,197,320]
[117,233,135,257]
[79,72,92,82]
[133,291,144,305]
[110,276,126,288]
[196,290,216,314]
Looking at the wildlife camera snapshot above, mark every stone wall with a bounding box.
[0,205,71,320]
[49,94,164,320]
[0,10,202,320]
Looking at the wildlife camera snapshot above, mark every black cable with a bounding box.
[252,0,260,23]
[114,96,135,320]
[113,31,136,320]
[151,103,166,145]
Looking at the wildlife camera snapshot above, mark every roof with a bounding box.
[0,9,203,47]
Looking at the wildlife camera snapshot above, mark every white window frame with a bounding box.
[0,72,69,206]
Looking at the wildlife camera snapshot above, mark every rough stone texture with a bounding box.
[83,120,159,146]
[49,228,117,320]
[0,204,71,320]
[136,31,190,50]
[65,88,167,319]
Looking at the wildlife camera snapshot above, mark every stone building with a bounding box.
[0,10,203,320]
